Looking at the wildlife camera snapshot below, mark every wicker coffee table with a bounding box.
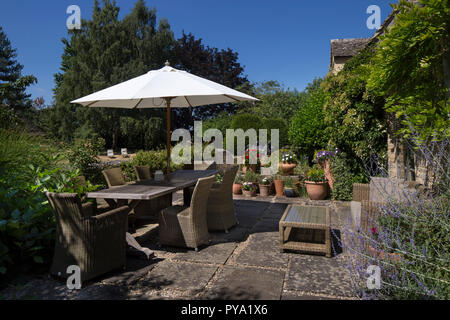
[279,205,331,257]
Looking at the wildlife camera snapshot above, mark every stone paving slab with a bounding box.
[250,220,279,233]
[281,293,343,300]
[210,226,249,243]
[0,198,356,300]
[203,266,285,300]
[285,255,354,297]
[172,242,237,264]
[142,260,218,294]
[234,245,289,269]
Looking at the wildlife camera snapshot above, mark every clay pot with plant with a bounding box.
[278,149,297,175]
[242,182,257,197]
[233,173,243,195]
[273,174,284,197]
[283,176,297,197]
[305,165,328,200]
[315,148,339,190]
[259,176,272,197]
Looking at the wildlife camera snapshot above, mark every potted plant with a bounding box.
[305,165,328,200]
[242,182,257,197]
[283,176,296,197]
[243,170,259,190]
[278,149,297,175]
[273,174,284,197]
[233,173,243,195]
[315,148,339,189]
[259,176,272,197]
[260,155,272,176]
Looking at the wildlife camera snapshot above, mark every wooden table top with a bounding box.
[86,170,218,200]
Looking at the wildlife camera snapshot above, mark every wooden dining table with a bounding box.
[86,169,218,258]
[86,169,218,210]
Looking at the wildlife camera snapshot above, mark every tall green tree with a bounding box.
[172,32,249,131]
[49,1,249,149]
[51,0,175,148]
[0,26,36,127]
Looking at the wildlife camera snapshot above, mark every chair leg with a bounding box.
[194,247,198,252]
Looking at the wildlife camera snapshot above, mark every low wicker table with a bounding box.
[279,205,331,257]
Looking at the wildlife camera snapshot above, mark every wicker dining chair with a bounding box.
[102,167,127,187]
[134,166,152,181]
[183,162,218,206]
[206,165,239,233]
[45,192,129,282]
[159,175,216,251]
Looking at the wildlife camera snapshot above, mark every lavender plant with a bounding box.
[339,135,449,300]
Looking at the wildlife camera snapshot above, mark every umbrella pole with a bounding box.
[166,98,171,174]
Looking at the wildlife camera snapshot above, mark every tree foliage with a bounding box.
[289,78,327,156]
[322,44,387,165]
[0,26,37,126]
[368,0,450,142]
[45,0,249,149]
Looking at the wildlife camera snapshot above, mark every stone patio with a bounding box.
[0,195,357,300]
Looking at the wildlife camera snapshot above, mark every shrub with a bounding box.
[0,164,99,278]
[261,118,289,147]
[66,137,105,183]
[120,150,183,181]
[0,130,101,278]
[231,113,263,132]
[329,152,367,201]
[289,80,328,156]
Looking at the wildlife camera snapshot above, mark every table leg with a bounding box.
[326,227,331,258]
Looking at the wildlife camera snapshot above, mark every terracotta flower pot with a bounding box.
[233,183,242,195]
[274,179,284,197]
[278,163,296,175]
[259,184,271,197]
[243,189,257,197]
[305,181,328,200]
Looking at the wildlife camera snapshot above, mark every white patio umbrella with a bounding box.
[71,62,259,172]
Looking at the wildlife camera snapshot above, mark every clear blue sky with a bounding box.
[0,0,395,104]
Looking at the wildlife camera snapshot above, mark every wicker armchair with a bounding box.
[134,166,152,181]
[159,175,215,251]
[206,165,239,232]
[45,192,129,282]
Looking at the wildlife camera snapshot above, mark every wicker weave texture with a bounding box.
[206,166,239,232]
[353,183,370,202]
[134,166,152,181]
[45,192,128,282]
[159,175,215,250]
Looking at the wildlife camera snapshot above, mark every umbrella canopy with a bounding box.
[71,62,259,172]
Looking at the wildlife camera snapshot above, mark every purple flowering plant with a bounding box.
[336,133,449,300]
[315,148,340,163]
